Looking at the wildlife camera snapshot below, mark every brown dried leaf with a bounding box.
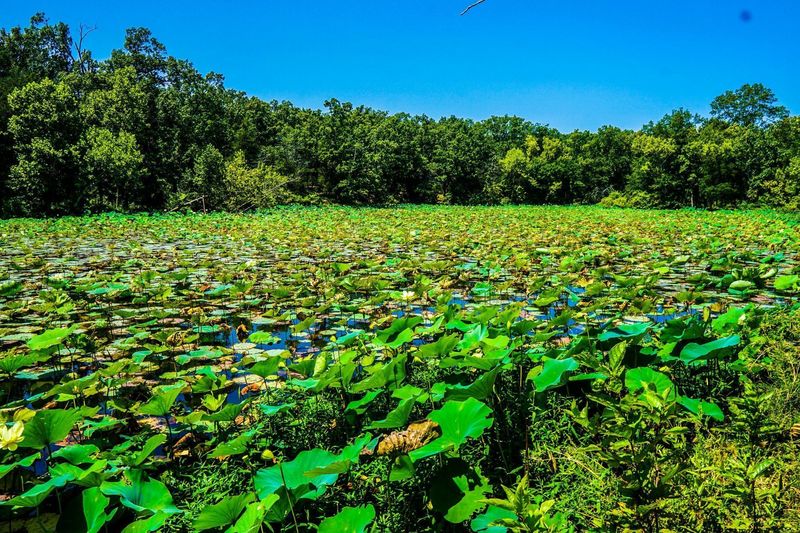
[166,331,186,347]
[376,419,440,456]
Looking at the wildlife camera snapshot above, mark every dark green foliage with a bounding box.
[1,15,800,216]
[711,83,789,128]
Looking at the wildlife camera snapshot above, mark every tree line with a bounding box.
[1,14,798,217]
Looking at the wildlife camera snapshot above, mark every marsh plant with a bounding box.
[0,206,798,531]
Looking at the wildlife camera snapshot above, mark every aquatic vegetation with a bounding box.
[0,205,798,531]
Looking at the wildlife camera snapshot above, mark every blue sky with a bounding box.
[2,1,798,131]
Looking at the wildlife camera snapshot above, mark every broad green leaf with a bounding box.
[389,455,415,481]
[51,443,99,465]
[50,460,108,488]
[375,316,422,349]
[0,454,37,481]
[569,371,608,382]
[345,391,382,414]
[2,473,73,507]
[597,321,651,342]
[120,512,170,533]
[83,487,118,533]
[258,402,295,417]
[409,398,494,462]
[625,367,675,397]
[457,324,488,351]
[254,448,339,501]
[351,354,407,392]
[471,505,516,532]
[712,307,747,334]
[201,401,247,423]
[132,350,153,363]
[317,504,376,533]
[367,397,416,429]
[335,329,364,346]
[442,471,491,523]
[100,469,181,515]
[774,274,799,291]
[728,279,754,292]
[193,325,221,334]
[248,357,283,378]
[193,493,255,531]
[20,409,81,449]
[677,396,724,421]
[228,496,280,533]
[418,333,460,359]
[292,315,315,334]
[176,348,222,366]
[210,430,256,458]
[0,353,40,374]
[248,331,279,345]
[304,459,352,476]
[530,357,579,393]
[129,434,167,466]
[443,367,501,401]
[27,326,76,351]
[480,335,509,350]
[139,384,185,417]
[608,341,627,371]
[206,284,233,296]
[253,435,372,502]
[679,335,740,364]
[0,280,23,297]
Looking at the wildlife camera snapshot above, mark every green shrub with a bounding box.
[224,151,290,211]
[599,190,658,208]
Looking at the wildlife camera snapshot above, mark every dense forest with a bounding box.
[1,13,799,217]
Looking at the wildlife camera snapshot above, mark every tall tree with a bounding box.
[710,83,789,129]
[0,14,74,213]
[7,76,82,215]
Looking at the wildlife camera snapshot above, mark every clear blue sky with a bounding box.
[2,0,798,131]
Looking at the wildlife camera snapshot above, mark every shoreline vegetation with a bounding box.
[1,13,799,218]
[3,203,800,223]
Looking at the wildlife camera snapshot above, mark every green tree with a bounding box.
[688,123,752,207]
[710,83,788,129]
[492,146,531,204]
[478,115,535,157]
[759,156,800,210]
[224,151,288,210]
[748,116,800,207]
[422,117,495,203]
[629,110,699,206]
[184,144,226,208]
[576,126,633,202]
[81,67,148,134]
[80,127,145,212]
[0,14,75,214]
[493,131,583,205]
[7,76,81,215]
[107,28,169,207]
[532,136,577,203]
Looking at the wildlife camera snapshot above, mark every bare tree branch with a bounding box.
[70,23,97,73]
[461,0,487,15]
